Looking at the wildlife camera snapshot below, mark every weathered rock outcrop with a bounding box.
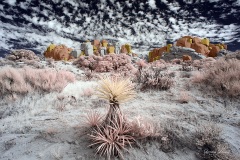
[161,46,205,61]
[44,44,73,61]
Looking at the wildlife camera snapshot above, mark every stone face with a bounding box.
[176,38,191,48]
[85,42,93,56]
[70,49,81,58]
[100,47,107,56]
[46,45,72,61]
[183,55,192,61]
[208,45,220,57]
[92,40,100,47]
[49,45,72,60]
[149,47,167,62]
[161,46,205,61]
[192,37,201,44]
[81,43,86,50]
[120,45,128,53]
[191,43,209,56]
[114,42,121,54]
[107,46,115,54]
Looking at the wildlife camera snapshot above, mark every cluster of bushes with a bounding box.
[0,66,75,98]
[2,49,43,68]
[73,54,137,74]
[134,60,174,91]
[192,58,240,98]
[5,49,40,62]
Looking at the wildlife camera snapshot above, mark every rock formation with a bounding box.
[44,44,73,61]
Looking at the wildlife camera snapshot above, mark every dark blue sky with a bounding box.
[0,0,240,57]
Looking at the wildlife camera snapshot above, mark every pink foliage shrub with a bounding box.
[135,67,174,91]
[193,57,216,70]
[192,58,240,97]
[73,54,136,74]
[82,88,94,97]
[0,66,75,98]
[178,91,191,103]
[5,49,40,62]
[136,59,148,70]
[150,59,168,70]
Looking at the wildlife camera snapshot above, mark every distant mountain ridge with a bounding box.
[0,0,240,56]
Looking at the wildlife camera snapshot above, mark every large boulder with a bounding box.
[149,47,167,62]
[183,55,192,61]
[191,43,210,56]
[208,44,220,57]
[176,38,191,48]
[44,45,73,61]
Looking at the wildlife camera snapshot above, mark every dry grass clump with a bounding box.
[178,91,191,103]
[191,58,240,98]
[181,60,193,71]
[135,67,174,91]
[194,124,234,160]
[0,66,75,98]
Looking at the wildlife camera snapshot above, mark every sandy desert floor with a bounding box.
[0,60,239,160]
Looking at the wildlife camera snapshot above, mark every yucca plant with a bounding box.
[89,116,135,159]
[96,76,136,126]
[88,76,136,159]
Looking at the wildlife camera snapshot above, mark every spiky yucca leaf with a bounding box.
[96,76,136,103]
[85,110,103,128]
[88,120,134,160]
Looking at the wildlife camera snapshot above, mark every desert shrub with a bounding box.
[178,91,191,103]
[5,49,40,62]
[135,59,148,72]
[82,88,94,97]
[192,58,240,98]
[73,54,137,74]
[193,58,216,70]
[150,59,168,70]
[130,116,162,140]
[135,67,174,91]
[0,58,16,66]
[181,60,193,71]
[194,124,233,160]
[0,66,75,98]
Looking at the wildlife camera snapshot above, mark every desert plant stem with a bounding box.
[104,102,122,127]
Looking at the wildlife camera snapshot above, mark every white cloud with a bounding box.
[4,0,16,6]
[148,0,157,9]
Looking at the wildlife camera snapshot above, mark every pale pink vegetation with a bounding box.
[0,66,75,98]
[178,91,191,103]
[73,54,136,74]
[136,59,148,67]
[191,71,205,83]
[5,49,40,62]
[85,110,103,128]
[82,88,94,97]
[192,58,240,97]
[150,59,170,70]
